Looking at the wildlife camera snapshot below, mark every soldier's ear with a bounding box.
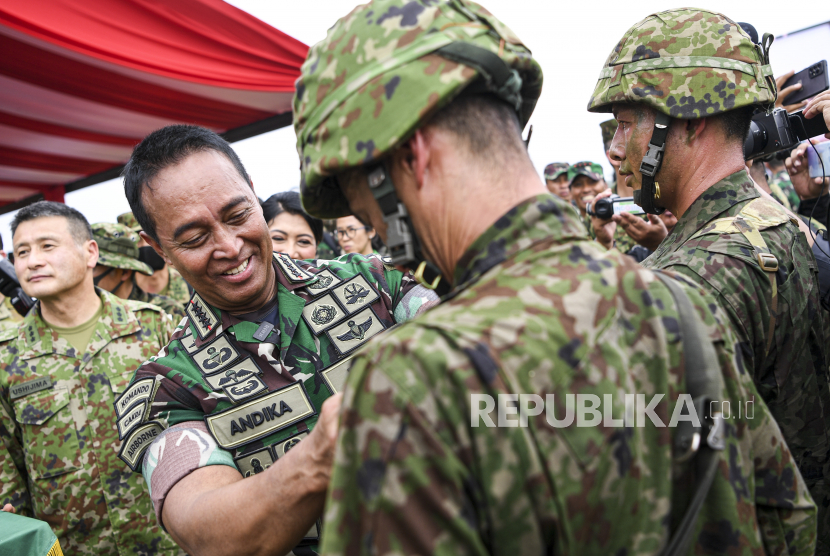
[139,232,173,267]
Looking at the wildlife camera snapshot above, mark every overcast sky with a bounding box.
[1,0,828,250]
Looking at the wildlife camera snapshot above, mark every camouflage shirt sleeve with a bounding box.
[0,332,33,516]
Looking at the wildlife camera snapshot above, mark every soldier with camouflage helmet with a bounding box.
[0,201,183,555]
[292,1,816,554]
[118,211,192,307]
[542,162,570,200]
[587,7,830,551]
[92,222,185,321]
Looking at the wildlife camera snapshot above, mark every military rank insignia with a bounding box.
[326,306,385,355]
[205,382,315,450]
[187,292,219,339]
[305,268,342,296]
[274,252,314,283]
[118,421,164,471]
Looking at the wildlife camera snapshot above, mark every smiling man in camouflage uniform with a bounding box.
[0,201,182,555]
[293,1,816,554]
[116,124,439,556]
[586,9,830,551]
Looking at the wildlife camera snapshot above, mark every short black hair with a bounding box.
[11,201,92,245]
[713,106,754,143]
[261,191,323,243]
[122,125,251,243]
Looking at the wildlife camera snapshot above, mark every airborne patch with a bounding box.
[113,377,158,418]
[223,375,268,404]
[305,268,342,296]
[273,430,309,459]
[330,275,379,313]
[326,306,386,355]
[187,293,218,339]
[117,400,149,440]
[9,376,52,399]
[193,335,241,375]
[274,252,314,283]
[301,293,346,335]
[205,383,315,450]
[118,421,164,471]
[203,356,262,389]
[234,447,275,478]
[320,355,356,395]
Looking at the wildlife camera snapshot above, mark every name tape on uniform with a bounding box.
[193,334,241,375]
[113,377,157,418]
[320,355,356,395]
[330,275,379,314]
[234,446,275,478]
[117,400,149,440]
[10,377,52,399]
[306,268,342,296]
[187,293,219,339]
[205,383,315,450]
[118,421,164,471]
[274,252,314,283]
[301,293,346,335]
[325,306,386,355]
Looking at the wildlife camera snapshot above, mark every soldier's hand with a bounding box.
[589,189,616,250]
[805,90,830,139]
[775,70,808,113]
[785,142,829,200]
[2,504,15,513]
[284,393,343,492]
[615,212,668,251]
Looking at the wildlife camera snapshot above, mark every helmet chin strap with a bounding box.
[635,111,671,215]
[365,163,449,296]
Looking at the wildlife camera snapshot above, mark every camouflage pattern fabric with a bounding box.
[128,286,185,322]
[294,0,543,219]
[568,161,604,184]
[587,8,777,118]
[321,194,816,556]
[127,253,438,553]
[769,181,793,211]
[543,162,569,181]
[117,211,142,234]
[642,169,830,554]
[769,168,800,212]
[0,295,22,329]
[0,290,183,555]
[160,267,190,308]
[92,223,153,276]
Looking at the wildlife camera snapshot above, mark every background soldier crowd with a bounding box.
[2,1,830,556]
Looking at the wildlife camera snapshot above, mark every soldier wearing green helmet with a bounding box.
[588,8,830,551]
[91,223,185,321]
[295,1,815,554]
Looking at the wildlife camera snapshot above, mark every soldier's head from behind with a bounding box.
[295,0,543,283]
[90,222,153,299]
[123,125,275,313]
[568,161,608,215]
[588,8,775,216]
[11,201,97,302]
[543,163,570,200]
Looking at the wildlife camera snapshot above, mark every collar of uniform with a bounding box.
[218,282,304,354]
[17,289,141,360]
[273,252,318,292]
[452,194,589,290]
[658,170,758,256]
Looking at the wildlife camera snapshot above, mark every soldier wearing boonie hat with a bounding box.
[542,162,570,200]
[291,1,814,554]
[92,223,184,320]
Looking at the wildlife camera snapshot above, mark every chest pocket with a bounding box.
[13,387,83,480]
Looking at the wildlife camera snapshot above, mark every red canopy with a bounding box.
[0,0,308,212]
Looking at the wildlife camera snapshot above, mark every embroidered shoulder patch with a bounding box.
[187,293,218,339]
[330,275,379,313]
[306,268,342,296]
[118,421,164,471]
[234,447,275,478]
[274,252,314,283]
[326,306,386,355]
[301,293,347,335]
[113,377,158,418]
[193,334,241,375]
[273,430,309,459]
[117,400,150,440]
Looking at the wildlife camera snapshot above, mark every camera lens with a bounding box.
[744,120,767,159]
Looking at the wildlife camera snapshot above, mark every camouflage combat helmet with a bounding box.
[294,0,544,219]
[117,211,142,233]
[92,223,153,275]
[587,8,776,119]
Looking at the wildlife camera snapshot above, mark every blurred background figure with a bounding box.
[748,159,793,210]
[91,223,185,320]
[117,212,191,306]
[568,161,609,239]
[261,191,323,260]
[0,235,24,329]
[543,162,570,200]
[334,215,377,256]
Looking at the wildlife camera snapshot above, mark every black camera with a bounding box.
[586,195,646,219]
[0,258,35,317]
[744,108,829,160]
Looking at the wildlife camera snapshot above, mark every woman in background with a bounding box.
[334,215,378,256]
[261,191,323,260]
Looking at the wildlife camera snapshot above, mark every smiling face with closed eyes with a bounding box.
[139,150,276,314]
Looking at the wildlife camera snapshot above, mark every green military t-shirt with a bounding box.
[51,300,103,354]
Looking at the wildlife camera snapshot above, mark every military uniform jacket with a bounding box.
[0,290,182,555]
[642,170,830,548]
[320,194,816,556]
